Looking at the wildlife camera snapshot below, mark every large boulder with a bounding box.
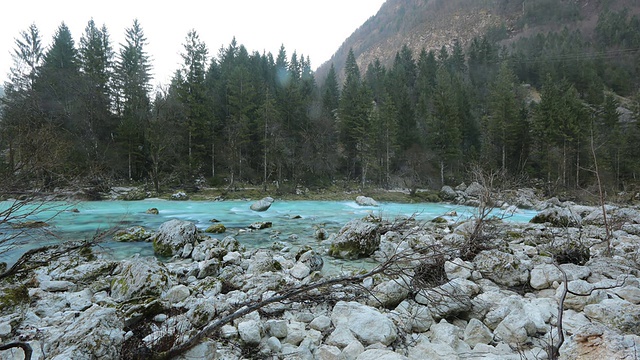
[331,301,397,346]
[45,304,124,359]
[440,186,458,201]
[110,258,172,301]
[328,219,380,259]
[414,278,480,319]
[153,219,200,257]
[355,196,379,207]
[250,197,274,212]
[530,206,582,227]
[583,298,640,334]
[465,181,485,198]
[474,249,531,287]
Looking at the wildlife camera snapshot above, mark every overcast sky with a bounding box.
[0,0,386,87]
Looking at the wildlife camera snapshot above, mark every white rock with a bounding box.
[356,349,408,360]
[414,278,480,319]
[0,322,11,337]
[614,285,640,304]
[444,258,473,280]
[153,219,200,257]
[464,318,493,348]
[300,328,323,350]
[220,324,238,338]
[197,259,220,279]
[430,319,469,352]
[583,298,640,334]
[266,319,288,338]
[530,263,563,290]
[40,280,75,292]
[175,340,217,360]
[163,284,190,304]
[222,251,242,265]
[309,315,332,332]
[316,345,341,360]
[290,262,311,279]
[250,197,274,212]
[238,319,262,344]
[284,321,307,346]
[326,325,358,348]
[64,289,93,311]
[110,258,172,301]
[342,339,365,360]
[265,336,282,352]
[556,280,607,311]
[355,196,379,207]
[394,300,434,333]
[331,301,397,346]
[45,304,124,359]
[474,249,530,287]
[368,279,410,308]
[191,238,223,261]
[493,309,539,344]
[407,335,459,360]
[153,314,167,322]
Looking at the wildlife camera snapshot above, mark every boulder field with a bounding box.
[1,193,639,359]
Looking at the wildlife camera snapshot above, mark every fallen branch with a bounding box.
[0,342,32,360]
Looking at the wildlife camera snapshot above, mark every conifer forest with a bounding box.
[1,8,639,196]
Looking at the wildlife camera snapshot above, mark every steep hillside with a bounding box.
[316,0,640,84]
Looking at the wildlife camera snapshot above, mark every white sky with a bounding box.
[0,0,385,87]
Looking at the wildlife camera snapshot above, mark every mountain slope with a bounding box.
[316,0,640,84]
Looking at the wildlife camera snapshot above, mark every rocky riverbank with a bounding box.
[1,191,639,359]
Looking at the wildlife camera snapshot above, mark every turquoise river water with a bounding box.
[0,199,537,267]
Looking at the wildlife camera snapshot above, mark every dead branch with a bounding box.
[0,342,32,360]
[150,245,436,360]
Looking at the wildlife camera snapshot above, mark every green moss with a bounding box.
[0,285,29,310]
[431,217,448,224]
[205,224,226,234]
[507,231,523,239]
[272,261,282,271]
[153,239,174,257]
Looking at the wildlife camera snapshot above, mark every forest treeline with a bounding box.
[0,11,639,196]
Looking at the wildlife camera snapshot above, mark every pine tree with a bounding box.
[78,19,115,169]
[1,24,44,180]
[321,63,340,118]
[486,62,522,172]
[428,66,462,185]
[177,29,209,174]
[338,48,372,181]
[115,19,152,180]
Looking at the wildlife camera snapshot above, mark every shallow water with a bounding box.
[0,199,537,268]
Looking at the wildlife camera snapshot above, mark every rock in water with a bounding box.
[355,195,379,207]
[248,221,273,230]
[153,219,200,257]
[250,196,274,211]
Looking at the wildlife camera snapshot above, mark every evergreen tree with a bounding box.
[1,24,44,182]
[115,19,152,180]
[338,48,372,181]
[78,19,116,170]
[427,66,462,185]
[486,62,524,172]
[321,63,339,118]
[176,29,209,175]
